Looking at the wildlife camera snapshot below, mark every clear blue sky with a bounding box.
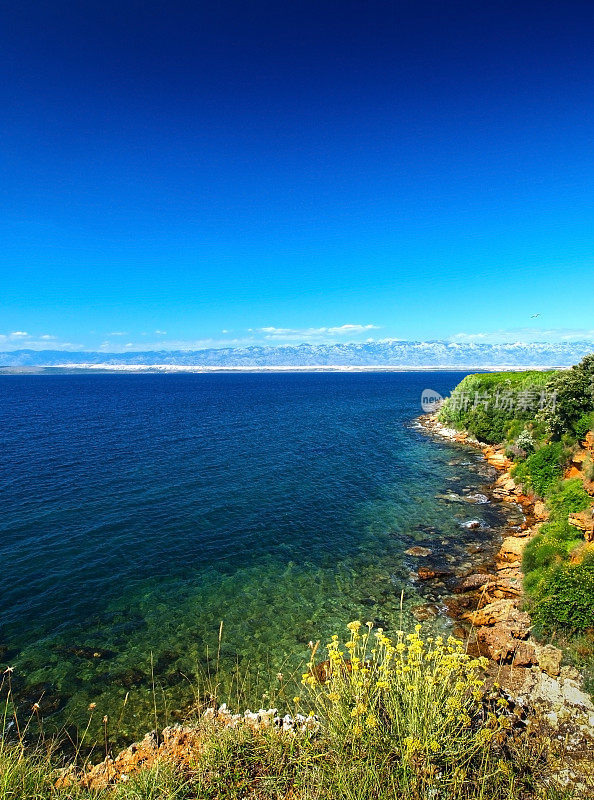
[1,0,593,351]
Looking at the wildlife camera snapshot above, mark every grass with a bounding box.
[0,623,590,799]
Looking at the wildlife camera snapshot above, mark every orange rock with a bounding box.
[498,536,528,562]
[565,466,584,480]
[476,624,537,665]
[568,509,594,542]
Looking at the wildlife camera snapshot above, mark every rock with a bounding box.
[404,546,432,557]
[486,576,523,599]
[568,509,594,542]
[411,603,438,621]
[460,519,481,529]
[499,537,528,561]
[565,465,584,480]
[466,492,489,504]
[476,625,537,665]
[533,501,549,520]
[417,566,453,581]
[560,665,581,682]
[465,599,531,637]
[535,644,563,677]
[454,573,495,593]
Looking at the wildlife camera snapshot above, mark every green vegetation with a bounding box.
[0,623,586,799]
[511,442,566,497]
[546,478,592,520]
[439,354,594,678]
[437,370,553,445]
[540,354,594,439]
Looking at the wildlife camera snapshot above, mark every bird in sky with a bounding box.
[531,313,541,318]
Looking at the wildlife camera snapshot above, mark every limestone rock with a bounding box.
[535,644,563,677]
[499,536,528,561]
[465,599,531,637]
[568,509,594,542]
[476,624,537,665]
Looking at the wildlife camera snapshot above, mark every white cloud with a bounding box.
[108,331,127,336]
[10,331,29,337]
[154,330,167,335]
[449,328,594,344]
[40,334,57,340]
[258,324,379,342]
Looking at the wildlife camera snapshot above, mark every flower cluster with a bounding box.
[300,621,508,764]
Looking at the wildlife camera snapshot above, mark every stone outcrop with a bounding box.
[58,706,320,791]
[568,509,594,542]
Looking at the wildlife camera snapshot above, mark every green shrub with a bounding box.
[511,442,565,497]
[438,371,554,445]
[540,354,594,439]
[546,479,592,520]
[522,520,583,575]
[574,411,594,441]
[516,428,536,455]
[532,565,594,632]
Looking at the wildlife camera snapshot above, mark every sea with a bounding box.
[0,372,513,745]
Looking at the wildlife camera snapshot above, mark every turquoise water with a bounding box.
[0,372,508,744]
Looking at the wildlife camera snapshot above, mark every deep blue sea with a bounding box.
[0,372,511,743]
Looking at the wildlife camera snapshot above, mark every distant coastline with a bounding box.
[0,363,570,375]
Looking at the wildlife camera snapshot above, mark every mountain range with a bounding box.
[1,341,593,368]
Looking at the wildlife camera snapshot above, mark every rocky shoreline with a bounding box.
[418,412,594,785]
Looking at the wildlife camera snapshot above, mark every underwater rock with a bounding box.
[435,492,464,503]
[404,546,432,557]
[15,681,68,716]
[63,646,117,660]
[466,492,489,504]
[112,668,145,688]
[416,566,453,581]
[411,603,438,621]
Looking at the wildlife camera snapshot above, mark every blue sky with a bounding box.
[1,0,594,352]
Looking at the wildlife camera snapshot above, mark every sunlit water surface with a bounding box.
[0,372,510,743]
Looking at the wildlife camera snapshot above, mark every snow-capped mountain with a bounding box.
[1,341,593,368]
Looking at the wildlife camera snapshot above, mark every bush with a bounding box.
[516,428,536,455]
[574,411,594,441]
[546,479,592,520]
[540,354,594,439]
[438,371,554,445]
[511,442,566,497]
[522,520,583,575]
[532,565,594,632]
[299,622,517,798]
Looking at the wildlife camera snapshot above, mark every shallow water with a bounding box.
[0,372,509,743]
